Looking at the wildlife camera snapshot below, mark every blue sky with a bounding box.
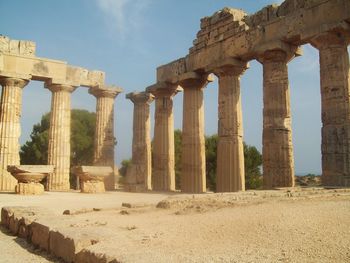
[1,0,345,174]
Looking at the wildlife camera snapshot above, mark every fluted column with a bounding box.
[179,73,211,193]
[46,83,76,191]
[126,92,154,190]
[311,31,350,187]
[89,86,122,190]
[147,83,178,191]
[259,49,296,189]
[213,60,248,192]
[0,77,28,192]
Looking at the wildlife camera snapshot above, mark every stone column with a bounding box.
[147,83,178,191]
[259,49,296,189]
[46,83,76,191]
[0,77,28,192]
[311,31,350,186]
[212,60,248,192]
[179,73,211,193]
[126,92,154,191]
[89,86,122,190]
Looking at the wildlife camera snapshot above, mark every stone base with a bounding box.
[15,183,44,195]
[124,184,146,192]
[81,181,105,193]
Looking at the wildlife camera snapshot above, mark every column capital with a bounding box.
[45,83,76,93]
[177,72,214,90]
[146,82,181,98]
[310,30,350,50]
[0,77,29,88]
[89,85,123,99]
[126,91,154,105]
[207,58,249,77]
[256,42,302,64]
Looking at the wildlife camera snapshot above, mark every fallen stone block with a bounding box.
[75,248,117,263]
[1,207,14,228]
[49,229,98,263]
[30,221,50,251]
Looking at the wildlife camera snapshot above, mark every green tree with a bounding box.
[174,129,182,189]
[243,142,263,189]
[20,109,96,180]
[20,114,50,165]
[205,134,218,191]
[119,159,132,177]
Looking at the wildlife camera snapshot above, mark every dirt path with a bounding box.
[0,226,61,263]
[1,189,350,262]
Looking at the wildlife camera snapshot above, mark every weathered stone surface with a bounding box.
[71,166,113,193]
[211,59,248,192]
[258,49,296,189]
[80,181,105,193]
[0,35,36,56]
[157,0,350,82]
[0,36,106,88]
[89,85,122,191]
[126,92,154,191]
[15,182,44,195]
[31,221,51,251]
[0,77,29,192]
[147,83,180,191]
[7,165,54,176]
[46,83,76,191]
[311,31,350,187]
[1,207,14,228]
[179,73,212,193]
[76,249,118,263]
[49,228,96,263]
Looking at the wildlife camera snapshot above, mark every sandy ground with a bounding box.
[1,189,350,262]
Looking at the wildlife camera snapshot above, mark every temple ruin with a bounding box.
[1,0,350,194]
[0,35,122,192]
[126,0,350,193]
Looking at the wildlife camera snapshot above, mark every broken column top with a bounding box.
[0,35,36,56]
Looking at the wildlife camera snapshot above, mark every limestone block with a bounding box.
[17,217,34,239]
[49,229,96,263]
[1,207,14,228]
[81,181,105,193]
[15,183,44,195]
[8,208,35,236]
[76,248,118,263]
[30,222,50,251]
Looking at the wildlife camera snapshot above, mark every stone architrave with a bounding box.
[311,31,350,187]
[0,77,29,191]
[89,85,122,190]
[147,83,179,191]
[126,92,154,191]
[178,73,212,193]
[211,59,248,192]
[46,83,76,191]
[258,48,298,189]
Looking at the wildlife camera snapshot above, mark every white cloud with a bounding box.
[95,0,151,41]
